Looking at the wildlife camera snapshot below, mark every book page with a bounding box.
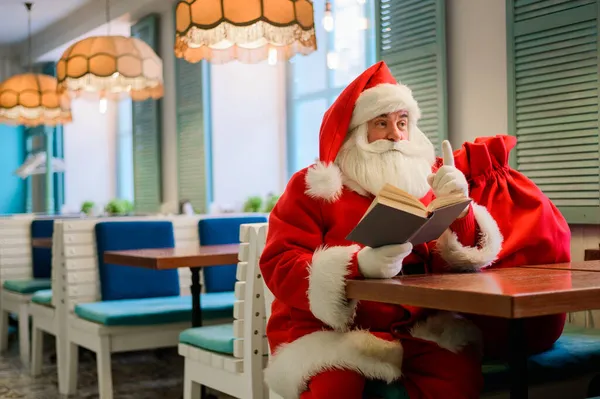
[378,184,427,213]
[378,196,428,219]
[427,194,469,212]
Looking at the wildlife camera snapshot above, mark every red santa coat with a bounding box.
[260,161,503,398]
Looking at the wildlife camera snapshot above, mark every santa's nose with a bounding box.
[387,126,408,142]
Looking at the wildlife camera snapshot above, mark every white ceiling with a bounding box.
[0,0,92,45]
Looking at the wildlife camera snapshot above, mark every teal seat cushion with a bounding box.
[180,324,235,355]
[483,324,600,392]
[31,289,53,306]
[3,279,51,294]
[74,291,235,326]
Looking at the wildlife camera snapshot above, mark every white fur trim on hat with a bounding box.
[304,162,344,202]
[308,244,360,331]
[349,83,421,131]
[410,311,483,354]
[436,203,504,272]
[265,329,403,399]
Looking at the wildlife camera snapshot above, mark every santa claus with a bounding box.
[260,61,504,399]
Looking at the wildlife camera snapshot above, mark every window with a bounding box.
[287,0,375,175]
[116,98,134,202]
[507,0,600,224]
[376,0,448,153]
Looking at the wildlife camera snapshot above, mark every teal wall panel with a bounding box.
[0,124,25,214]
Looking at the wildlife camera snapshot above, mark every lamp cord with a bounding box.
[25,2,32,72]
[106,0,110,35]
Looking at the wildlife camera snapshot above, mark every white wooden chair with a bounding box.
[179,222,269,399]
[50,216,223,399]
[255,226,286,399]
[0,216,37,365]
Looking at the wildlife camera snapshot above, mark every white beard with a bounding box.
[335,123,435,198]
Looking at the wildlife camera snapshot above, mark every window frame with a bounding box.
[286,0,377,178]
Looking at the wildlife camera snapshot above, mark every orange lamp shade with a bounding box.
[56,35,164,101]
[174,0,317,64]
[0,73,72,127]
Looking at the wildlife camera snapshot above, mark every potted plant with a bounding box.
[81,201,95,216]
[263,193,280,213]
[104,199,134,216]
[243,196,263,213]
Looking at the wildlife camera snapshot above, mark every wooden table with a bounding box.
[104,244,239,327]
[346,266,600,399]
[521,260,600,272]
[32,238,52,248]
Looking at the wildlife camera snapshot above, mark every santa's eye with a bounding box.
[376,120,387,127]
[398,120,407,129]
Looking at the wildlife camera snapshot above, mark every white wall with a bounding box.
[62,98,117,212]
[210,61,287,211]
[446,0,508,146]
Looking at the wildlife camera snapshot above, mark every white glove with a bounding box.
[357,243,413,279]
[427,140,469,198]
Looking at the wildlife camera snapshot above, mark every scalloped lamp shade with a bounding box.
[0,73,72,127]
[175,0,317,64]
[57,35,164,101]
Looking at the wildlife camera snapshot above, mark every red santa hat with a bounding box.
[318,61,422,164]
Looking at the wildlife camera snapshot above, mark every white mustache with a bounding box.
[361,139,412,155]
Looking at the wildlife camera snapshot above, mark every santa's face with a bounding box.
[366,110,409,143]
[335,111,435,199]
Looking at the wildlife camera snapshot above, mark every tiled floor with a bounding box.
[0,332,232,399]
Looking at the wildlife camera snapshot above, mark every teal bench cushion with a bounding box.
[95,221,179,301]
[3,279,51,294]
[484,323,600,392]
[74,291,235,326]
[199,216,267,293]
[31,289,53,306]
[179,324,235,355]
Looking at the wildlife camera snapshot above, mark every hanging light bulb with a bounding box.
[99,97,108,114]
[268,48,278,65]
[322,1,334,32]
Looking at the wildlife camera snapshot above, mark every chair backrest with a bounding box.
[229,223,269,389]
[0,217,34,283]
[31,219,54,279]
[199,215,267,293]
[53,215,202,311]
[95,221,179,301]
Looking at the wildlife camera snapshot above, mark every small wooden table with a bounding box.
[104,244,239,328]
[346,266,600,399]
[521,260,600,272]
[32,238,52,249]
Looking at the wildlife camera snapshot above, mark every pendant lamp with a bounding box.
[56,0,163,111]
[174,0,317,64]
[0,3,72,127]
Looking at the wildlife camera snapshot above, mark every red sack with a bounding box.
[453,135,571,357]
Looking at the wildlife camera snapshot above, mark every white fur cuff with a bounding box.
[436,203,503,272]
[265,330,403,399]
[307,245,360,331]
[410,311,482,354]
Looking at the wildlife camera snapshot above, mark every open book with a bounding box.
[346,184,471,248]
